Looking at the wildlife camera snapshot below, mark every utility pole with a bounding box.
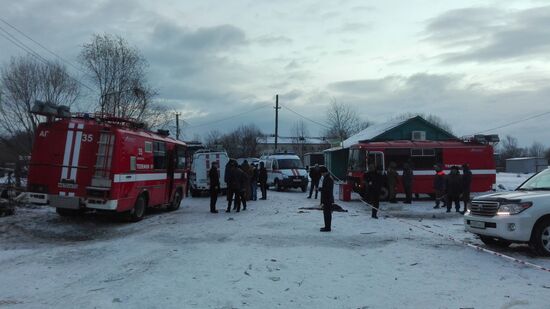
[175,112,181,140]
[274,94,280,152]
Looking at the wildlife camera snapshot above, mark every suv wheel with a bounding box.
[530,218,550,256]
[275,179,282,191]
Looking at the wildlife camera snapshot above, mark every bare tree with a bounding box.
[219,124,263,158]
[325,100,370,141]
[394,112,453,134]
[204,130,223,149]
[79,34,156,120]
[498,135,524,166]
[528,141,545,157]
[0,56,79,153]
[291,120,309,158]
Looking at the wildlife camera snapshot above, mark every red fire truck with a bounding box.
[27,109,187,221]
[347,138,497,199]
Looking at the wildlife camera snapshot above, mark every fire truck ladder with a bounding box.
[92,132,115,189]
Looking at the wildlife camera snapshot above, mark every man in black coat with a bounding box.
[365,164,384,219]
[308,164,321,199]
[320,167,334,232]
[461,163,472,214]
[237,166,248,211]
[433,165,446,209]
[445,166,463,213]
[226,161,241,213]
[258,161,268,200]
[208,162,220,213]
[402,162,413,204]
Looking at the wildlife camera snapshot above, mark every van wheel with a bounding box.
[167,190,182,211]
[479,235,511,248]
[128,195,146,222]
[301,185,307,192]
[530,218,550,256]
[275,179,282,191]
[190,189,199,198]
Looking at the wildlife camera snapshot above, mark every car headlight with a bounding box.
[497,202,532,215]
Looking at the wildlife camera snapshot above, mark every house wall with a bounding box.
[506,158,549,173]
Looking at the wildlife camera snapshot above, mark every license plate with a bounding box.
[470,220,485,229]
[293,179,301,182]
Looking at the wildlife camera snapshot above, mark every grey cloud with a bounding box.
[253,35,293,45]
[426,6,550,63]
[328,22,372,34]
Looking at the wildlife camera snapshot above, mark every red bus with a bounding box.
[347,139,496,199]
[27,112,187,221]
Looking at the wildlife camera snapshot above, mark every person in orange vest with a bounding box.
[433,165,446,209]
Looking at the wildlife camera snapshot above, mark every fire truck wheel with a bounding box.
[379,187,389,201]
[55,208,82,217]
[167,190,182,211]
[129,195,146,222]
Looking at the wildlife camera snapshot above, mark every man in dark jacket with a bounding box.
[237,166,248,211]
[445,166,462,213]
[226,161,241,213]
[433,165,446,209]
[320,167,334,232]
[250,164,258,201]
[208,162,220,213]
[461,163,472,214]
[402,162,413,204]
[365,164,384,219]
[258,161,268,200]
[308,164,321,199]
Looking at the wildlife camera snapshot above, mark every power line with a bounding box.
[0,17,88,77]
[280,103,331,129]
[185,104,271,129]
[474,110,550,135]
[0,23,95,92]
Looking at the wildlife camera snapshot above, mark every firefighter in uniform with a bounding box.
[320,167,334,232]
[387,162,399,203]
[208,162,219,213]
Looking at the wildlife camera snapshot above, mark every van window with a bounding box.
[277,159,303,169]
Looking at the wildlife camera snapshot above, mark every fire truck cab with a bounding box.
[347,139,496,199]
[27,111,187,221]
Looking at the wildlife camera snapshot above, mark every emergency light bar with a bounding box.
[31,101,71,118]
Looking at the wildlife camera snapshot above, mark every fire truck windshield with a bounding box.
[277,159,303,169]
[348,148,366,171]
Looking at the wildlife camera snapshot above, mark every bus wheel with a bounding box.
[129,195,146,222]
[56,208,82,217]
[167,190,182,211]
[379,187,389,201]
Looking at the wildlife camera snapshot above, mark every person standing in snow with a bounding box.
[226,161,241,213]
[445,166,462,213]
[250,163,258,201]
[320,167,334,232]
[237,165,248,211]
[364,164,384,219]
[208,162,220,213]
[258,161,268,200]
[402,162,413,204]
[433,165,446,209]
[308,164,321,199]
[461,163,472,214]
[387,162,399,203]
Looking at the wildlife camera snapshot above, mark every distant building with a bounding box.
[256,136,331,158]
[506,157,548,174]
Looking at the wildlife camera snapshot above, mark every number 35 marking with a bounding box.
[82,134,93,142]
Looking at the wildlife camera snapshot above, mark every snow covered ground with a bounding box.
[1,173,549,308]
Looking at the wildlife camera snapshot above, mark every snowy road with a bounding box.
[1,188,550,308]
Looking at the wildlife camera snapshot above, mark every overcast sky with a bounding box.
[2,0,550,146]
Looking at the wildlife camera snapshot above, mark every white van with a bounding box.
[189,150,229,197]
[261,153,308,192]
